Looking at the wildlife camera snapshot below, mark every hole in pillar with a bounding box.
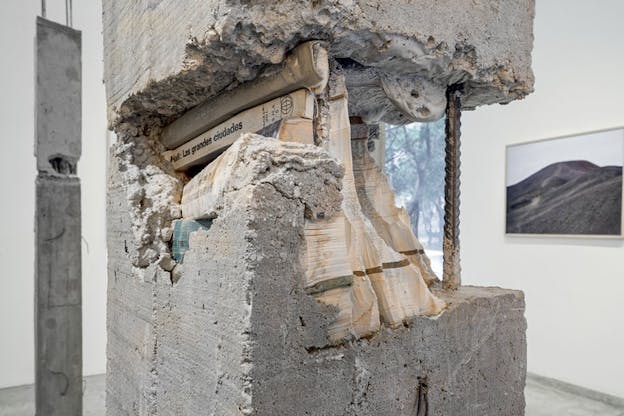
[185,162,212,178]
[48,155,77,175]
[334,57,366,69]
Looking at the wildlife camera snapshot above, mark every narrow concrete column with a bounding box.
[34,17,82,416]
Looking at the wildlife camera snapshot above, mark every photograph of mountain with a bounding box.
[506,128,624,236]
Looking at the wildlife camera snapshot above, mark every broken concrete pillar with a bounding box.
[35,17,82,416]
[103,1,534,128]
[108,133,527,415]
[103,1,534,415]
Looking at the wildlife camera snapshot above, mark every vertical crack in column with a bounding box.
[416,376,429,416]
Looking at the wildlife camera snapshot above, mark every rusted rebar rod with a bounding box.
[442,84,463,290]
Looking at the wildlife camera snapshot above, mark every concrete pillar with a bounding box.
[34,16,82,416]
[102,2,535,414]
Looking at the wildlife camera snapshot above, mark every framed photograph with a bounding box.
[506,127,624,237]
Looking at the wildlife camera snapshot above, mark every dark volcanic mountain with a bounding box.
[506,160,622,235]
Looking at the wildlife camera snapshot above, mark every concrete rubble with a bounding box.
[103,1,535,415]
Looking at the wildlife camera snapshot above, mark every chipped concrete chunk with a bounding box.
[181,134,344,221]
[109,131,528,415]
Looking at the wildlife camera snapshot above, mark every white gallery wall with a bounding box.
[0,0,622,400]
[0,0,107,388]
[462,0,624,399]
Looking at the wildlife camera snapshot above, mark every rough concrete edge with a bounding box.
[108,44,534,132]
[104,0,536,131]
[36,15,82,38]
[432,285,525,305]
[527,372,624,408]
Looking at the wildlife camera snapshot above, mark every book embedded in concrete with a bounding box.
[163,89,315,170]
[159,41,328,149]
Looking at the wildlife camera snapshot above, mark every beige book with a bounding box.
[303,216,353,288]
[161,41,329,149]
[284,119,380,343]
[303,215,380,343]
[180,117,313,220]
[275,117,314,145]
[324,74,445,327]
[350,122,439,286]
[179,145,238,220]
[180,130,380,344]
[163,89,315,170]
[274,105,380,343]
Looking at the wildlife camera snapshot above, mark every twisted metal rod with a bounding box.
[442,84,464,290]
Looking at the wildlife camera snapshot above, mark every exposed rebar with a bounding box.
[442,84,463,290]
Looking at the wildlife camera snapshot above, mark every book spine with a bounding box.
[164,89,315,170]
[160,41,328,149]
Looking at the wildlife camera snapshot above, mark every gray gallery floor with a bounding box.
[0,375,104,416]
[1,373,623,416]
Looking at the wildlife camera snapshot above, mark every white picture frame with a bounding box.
[505,127,624,238]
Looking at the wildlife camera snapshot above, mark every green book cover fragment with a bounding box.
[172,219,213,263]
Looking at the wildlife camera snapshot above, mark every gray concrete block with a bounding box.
[35,17,81,176]
[106,136,526,415]
[102,0,534,128]
[35,176,82,416]
[247,286,526,416]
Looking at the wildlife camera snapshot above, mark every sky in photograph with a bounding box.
[506,129,624,186]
